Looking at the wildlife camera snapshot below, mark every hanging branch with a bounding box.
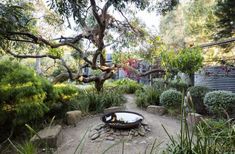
[200,37,235,48]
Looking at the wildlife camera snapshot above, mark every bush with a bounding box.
[52,84,78,103]
[187,86,210,114]
[153,79,188,92]
[164,117,235,153]
[71,89,125,113]
[135,86,162,108]
[0,61,50,127]
[168,81,188,92]
[204,90,235,117]
[113,78,142,94]
[47,84,80,117]
[160,89,183,108]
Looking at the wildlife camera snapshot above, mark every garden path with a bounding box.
[55,94,180,154]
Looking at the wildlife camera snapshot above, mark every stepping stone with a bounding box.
[146,105,166,115]
[91,133,100,140]
[66,110,82,126]
[30,125,62,148]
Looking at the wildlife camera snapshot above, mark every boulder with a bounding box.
[103,106,125,114]
[186,112,203,126]
[66,110,82,126]
[146,105,166,115]
[30,125,62,148]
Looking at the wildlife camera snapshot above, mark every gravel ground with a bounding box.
[54,94,180,154]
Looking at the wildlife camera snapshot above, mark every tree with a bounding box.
[213,0,235,40]
[0,0,178,91]
[161,47,203,86]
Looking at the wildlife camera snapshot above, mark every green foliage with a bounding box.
[204,90,235,117]
[163,115,235,153]
[135,86,162,108]
[160,89,182,108]
[214,0,235,39]
[163,94,235,153]
[0,61,50,126]
[168,81,188,92]
[16,141,38,154]
[52,84,78,103]
[160,0,217,46]
[70,89,125,113]
[113,78,142,94]
[153,79,188,92]
[161,47,203,76]
[175,47,203,75]
[187,86,210,114]
[48,48,64,58]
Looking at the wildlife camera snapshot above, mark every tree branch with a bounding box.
[5,49,60,59]
[4,31,93,65]
[139,69,165,77]
[199,37,235,48]
[90,0,103,27]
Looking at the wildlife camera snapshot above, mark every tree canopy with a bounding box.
[0,0,179,91]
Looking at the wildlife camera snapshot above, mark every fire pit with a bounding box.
[101,111,144,129]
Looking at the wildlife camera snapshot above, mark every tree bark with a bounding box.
[189,73,195,86]
[95,80,104,92]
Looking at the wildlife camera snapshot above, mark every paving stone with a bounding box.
[66,110,82,126]
[146,105,166,115]
[105,136,115,141]
[91,133,100,140]
[120,131,129,136]
[30,125,62,148]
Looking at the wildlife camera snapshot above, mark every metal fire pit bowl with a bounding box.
[101,111,144,129]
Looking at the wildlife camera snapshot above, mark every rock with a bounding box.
[91,133,100,140]
[89,130,98,138]
[129,130,135,135]
[146,105,166,115]
[134,131,139,137]
[114,130,121,136]
[30,125,62,148]
[144,126,151,132]
[105,127,111,132]
[138,126,146,136]
[103,106,125,114]
[186,112,203,126]
[95,123,105,131]
[120,131,129,136]
[105,136,115,141]
[139,140,147,144]
[141,121,148,126]
[66,110,82,126]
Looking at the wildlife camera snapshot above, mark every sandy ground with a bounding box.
[55,94,180,154]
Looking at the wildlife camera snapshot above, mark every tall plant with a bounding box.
[161,47,203,86]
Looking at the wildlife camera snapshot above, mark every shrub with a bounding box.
[47,84,80,117]
[187,86,210,114]
[113,78,142,94]
[71,89,125,113]
[153,79,188,92]
[0,61,51,127]
[168,81,188,92]
[204,90,235,117]
[163,115,235,153]
[135,86,162,108]
[160,89,182,108]
[52,84,78,103]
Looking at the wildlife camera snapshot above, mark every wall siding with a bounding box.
[195,66,235,92]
